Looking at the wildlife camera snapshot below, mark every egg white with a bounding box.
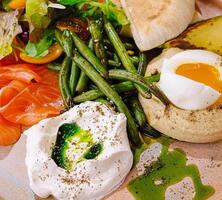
[159,50,222,110]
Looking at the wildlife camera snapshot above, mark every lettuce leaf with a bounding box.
[25,29,55,57]
[0,11,22,59]
[26,0,50,29]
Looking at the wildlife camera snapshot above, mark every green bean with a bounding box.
[128,96,146,127]
[73,81,136,103]
[74,74,160,103]
[47,62,61,71]
[113,53,120,62]
[109,69,149,89]
[104,21,137,73]
[73,51,141,146]
[130,56,140,66]
[108,60,122,68]
[128,96,161,138]
[104,20,150,98]
[138,52,148,76]
[89,19,107,66]
[76,71,89,94]
[69,60,80,97]
[55,29,73,57]
[104,39,135,50]
[75,39,93,94]
[71,32,108,79]
[74,89,104,103]
[96,98,113,107]
[59,57,72,108]
[109,69,151,98]
[109,69,169,105]
[146,74,160,82]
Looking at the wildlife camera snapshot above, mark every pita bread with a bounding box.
[120,0,195,51]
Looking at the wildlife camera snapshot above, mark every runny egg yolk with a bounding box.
[176,63,222,106]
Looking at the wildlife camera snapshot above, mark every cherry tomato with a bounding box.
[20,43,63,65]
[8,0,26,9]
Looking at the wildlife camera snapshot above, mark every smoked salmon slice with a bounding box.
[0,83,63,126]
[0,79,11,89]
[0,62,63,146]
[0,64,41,83]
[0,115,21,146]
[0,80,27,107]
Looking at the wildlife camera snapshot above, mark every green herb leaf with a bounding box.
[25,29,55,57]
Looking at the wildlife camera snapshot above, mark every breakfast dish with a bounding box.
[0,0,222,200]
[140,48,222,143]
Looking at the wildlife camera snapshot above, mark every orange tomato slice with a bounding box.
[20,43,63,65]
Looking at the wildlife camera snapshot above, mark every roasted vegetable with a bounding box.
[164,16,222,56]
[56,18,90,40]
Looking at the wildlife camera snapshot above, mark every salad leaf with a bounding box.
[57,0,129,25]
[31,13,51,29]
[1,0,11,11]
[57,0,86,5]
[26,0,51,29]
[0,11,22,59]
[94,0,129,25]
[25,29,55,57]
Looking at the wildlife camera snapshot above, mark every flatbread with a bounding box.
[120,0,195,51]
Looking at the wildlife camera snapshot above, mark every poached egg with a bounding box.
[159,50,222,110]
[25,101,133,200]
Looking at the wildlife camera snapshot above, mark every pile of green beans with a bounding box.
[52,18,167,146]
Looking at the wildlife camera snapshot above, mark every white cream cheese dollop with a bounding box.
[25,101,133,200]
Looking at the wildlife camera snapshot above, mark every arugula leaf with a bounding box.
[25,29,55,57]
[57,0,129,25]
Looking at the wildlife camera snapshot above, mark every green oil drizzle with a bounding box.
[51,123,103,170]
[84,143,103,160]
[128,137,215,200]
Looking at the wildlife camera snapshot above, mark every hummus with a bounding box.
[139,48,222,143]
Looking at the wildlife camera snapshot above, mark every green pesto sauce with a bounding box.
[84,143,103,160]
[52,123,102,171]
[128,137,215,200]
